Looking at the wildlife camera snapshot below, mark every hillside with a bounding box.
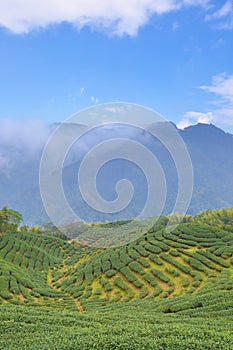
[1,209,233,349]
[1,210,233,311]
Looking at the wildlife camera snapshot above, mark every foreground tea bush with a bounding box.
[0,298,233,350]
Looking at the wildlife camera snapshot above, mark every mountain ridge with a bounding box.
[0,122,233,224]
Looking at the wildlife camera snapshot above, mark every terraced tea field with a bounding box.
[1,220,233,311]
[1,210,233,349]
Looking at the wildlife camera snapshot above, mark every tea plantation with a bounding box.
[0,209,233,349]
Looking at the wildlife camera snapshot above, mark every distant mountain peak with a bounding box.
[181,122,232,137]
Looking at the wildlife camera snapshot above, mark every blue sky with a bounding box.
[0,0,233,132]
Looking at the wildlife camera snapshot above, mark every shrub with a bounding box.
[105,269,117,278]
[151,269,170,283]
[129,261,145,275]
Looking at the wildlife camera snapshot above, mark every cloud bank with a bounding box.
[0,119,51,171]
[0,0,209,36]
[0,119,50,153]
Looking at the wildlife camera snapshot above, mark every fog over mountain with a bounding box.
[0,121,232,224]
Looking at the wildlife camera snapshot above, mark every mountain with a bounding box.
[181,124,233,213]
[0,122,233,224]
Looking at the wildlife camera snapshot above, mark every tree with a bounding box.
[0,206,23,234]
[41,222,68,240]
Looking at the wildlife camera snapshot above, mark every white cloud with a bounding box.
[91,96,99,103]
[206,1,232,20]
[213,108,233,127]
[177,111,214,129]
[186,111,214,124]
[176,119,192,130]
[0,0,209,36]
[199,73,233,129]
[0,119,50,153]
[205,1,233,29]
[178,73,233,131]
[200,73,233,103]
[0,118,52,171]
